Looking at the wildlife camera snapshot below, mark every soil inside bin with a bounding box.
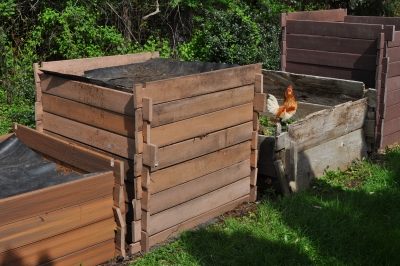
[0,134,100,199]
[41,58,239,93]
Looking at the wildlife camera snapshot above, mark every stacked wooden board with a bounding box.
[35,52,265,254]
[0,125,120,265]
[280,9,400,150]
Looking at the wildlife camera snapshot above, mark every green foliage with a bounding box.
[0,0,16,19]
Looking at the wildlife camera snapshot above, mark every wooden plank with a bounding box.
[250,150,258,168]
[281,9,346,27]
[142,188,150,211]
[40,74,134,116]
[42,112,136,159]
[253,112,259,131]
[112,206,125,227]
[151,141,251,194]
[381,129,400,147]
[385,75,400,93]
[113,184,124,208]
[289,141,298,188]
[132,220,141,243]
[249,185,257,202]
[383,117,400,136]
[33,63,42,102]
[0,133,13,143]
[156,122,252,171]
[388,31,400,48]
[275,132,289,151]
[0,195,113,252]
[250,167,257,186]
[387,61,400,78]
[287,98,368,152]
[142,143,158,168]
[287,48,377,71]
[35,101,43,121]
[255,73,263,93]
[148,177,250,236]
[129,241,141,255]
[286,34,378,55]
[364,88,378,108]
[151,103,253,148]
[286,62,376,88]
[142,97,153,122]
[386,88,400,107]
[0,219,115,266]
[344,16,400,30]
[42,94,136,138]
[149,195,249,247]
[385,102,400,121]
[149,85,254,128]
[0,171,114,226]
[251,131,258,150]
[40,52,155,75]
[134,64,260,106]
[150,160,250,215]
[274,160,291,196]
[286,20,394,41]
[254,93,267,112]
[387,46,400,62]
[115,226,126,257]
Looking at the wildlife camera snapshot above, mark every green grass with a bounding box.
[131,145,400,266]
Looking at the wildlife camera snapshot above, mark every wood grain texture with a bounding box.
[40,74,134,116]
[286,48,377,71]
[0,218,115,266]
[344,16,400,30]
[385,75,400,93]
[148,177,250,235]
[381,129,400,147]
[388,31,400,48]
[287,98,368,152]
[150,160,250,214]
[156,122,252,170]
[134,64,260,106]
[387,61,400,78]
[150,141,251,194]
[293,128,368,191]
[385,88,400,107]
[15,124,126,185]
[286,34,378,55]
[254,93,267,112]
[280,9,346,27]
[0,171,114,226]
[42,112,136,159]
[384,102,400,121]
[150,103,253,148]
[382,117,400,136]
[387,46,400,63]
[40,52,155,75]
[0,195,113,252]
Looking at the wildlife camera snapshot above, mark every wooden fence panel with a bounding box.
[280,9,346,27]
[386,46,400,62]
[388,31,400,48]
[385,88,400,107]
[344,16,400,30]
[384,75,400,93]
[382,117,400,136]
[387,62,400,78]
[385,103,400,121]
[382,130,400,147]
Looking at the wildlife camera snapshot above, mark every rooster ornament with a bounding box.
[267,85,298,122]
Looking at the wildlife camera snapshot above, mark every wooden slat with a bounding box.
[149,195,249,247]
[148,177,250,236]
[385,102,400,121]
[42,94,136,138]
[40,74,134,116]
[142,143,158,168]
[42,112,136,159]
[255,73,263,93]
[286,62,376,88]
[386,88,400,107]
[0,171,114,226]
[387,61,400,78]
[0,195,113,252]
[0,218,115,266]
[287,98,368,152]
[254,93,267,112]
[134,64,260,106]
[286,34,378,55]
[39,239,115,266]
[381,129,400,147]
[274,160,291,196]
[15,124,124,184]
[387,46,400,63]
[150,160,250,214]
[40,52,155,75]
[388,31,400,48]
[286,48,377,71]
[150,85,254,128]
[385,75,400,93]
[156,122,252,171]
[286,20,394,41]
[0,133,13,143]
[281,9,346,27]
[344,16,400,30]
[33,63,42,102]
[382,117,400,136]
[151,141,251,194]
[151,103,253,148]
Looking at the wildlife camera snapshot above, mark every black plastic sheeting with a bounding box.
[40,58,240,93]
[0,135,100,199]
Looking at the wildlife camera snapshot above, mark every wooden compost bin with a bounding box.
[35,52,265,253]
[0,125,122,265]
[258,70,376,191]
[280,8,400,150]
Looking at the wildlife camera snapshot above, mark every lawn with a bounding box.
[130,144,400,266]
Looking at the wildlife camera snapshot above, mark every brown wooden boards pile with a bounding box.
[35,52,265,254]
[280,9,400,149]
[0,125,119,265]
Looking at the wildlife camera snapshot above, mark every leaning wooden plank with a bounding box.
[14,123,124,184]
[382,117,400,136]
[286,48,377,71]
[344,16,400,30]
[286,20,394,41]
[149,195,249,247]
[42,94,136,138]
[286,34,378,55]
[287,98,368,152]
[134,64,260,107]
[151,141,251,194]
[280,9,346,27]
[0,133,13,143]
[285,62,376,88]
[39,239,115,266]
[0,195,113,252]
[151,160,250,215]
[387,62,400,78]
[40,74,134,116]
[40,52,155,75]
[293,128,368,191]
[148,177,250,236]
[385,102,400,121]
[0,218,115,266]
[42,112,136,159]
[381,129,400,147]
[385,88,400,107]
[0,171,114,226]
[150,85,254,128]
[151,103,253,148]
[388,31,400,48]
[156,122,252,170]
